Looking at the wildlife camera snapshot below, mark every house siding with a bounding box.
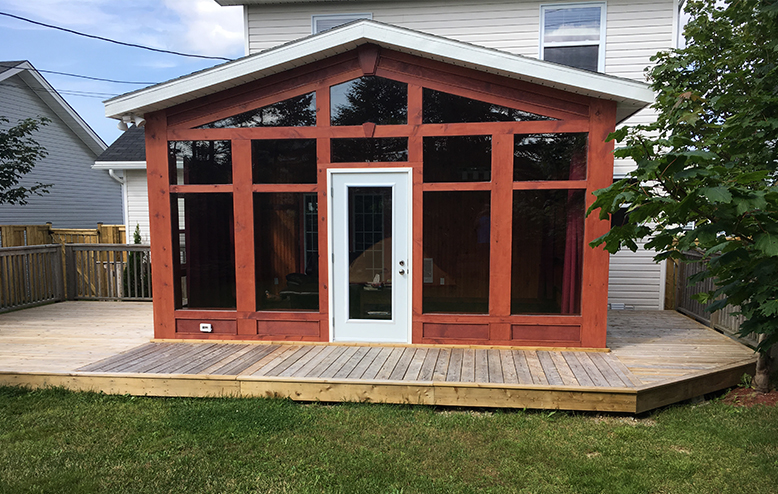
[124,169,151,244]
[240,0,677,310]
[0,75,123,228]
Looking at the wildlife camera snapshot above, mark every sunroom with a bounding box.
[105,21,653,349]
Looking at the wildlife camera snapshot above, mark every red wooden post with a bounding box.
[145,110,176,339]
[581,98,617,348]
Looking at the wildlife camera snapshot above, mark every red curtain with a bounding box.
[561,152,586,314]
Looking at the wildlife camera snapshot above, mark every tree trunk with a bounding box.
[753,333,773,394]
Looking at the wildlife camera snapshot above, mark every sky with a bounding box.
[0,0,245,145]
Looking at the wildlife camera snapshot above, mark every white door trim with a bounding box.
[327,168,413,343]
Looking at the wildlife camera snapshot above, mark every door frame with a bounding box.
[327,167,413,343]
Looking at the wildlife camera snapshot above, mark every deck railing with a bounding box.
[675,250,753,346]
[65,244,152,301]
[0,243,151,312]
[0,245,64,312]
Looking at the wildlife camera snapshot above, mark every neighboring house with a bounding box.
[0,61,123,229]
[93,126,150,243]
[110,0,681,309]
[105,20,654,346]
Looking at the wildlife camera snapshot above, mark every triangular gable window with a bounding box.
[197,92,316,128]
[423,88,555,124]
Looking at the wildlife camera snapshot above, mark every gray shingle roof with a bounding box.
[96,125,146,162]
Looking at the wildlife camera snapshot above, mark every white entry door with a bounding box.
[329,169,411,343]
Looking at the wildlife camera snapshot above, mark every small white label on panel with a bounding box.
[199,323,213,333]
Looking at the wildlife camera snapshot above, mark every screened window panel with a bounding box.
[171,193,235,310]
[423,88,554,124]
[423,136,491,183]
[514,133,588,181]
[423,191,490,314]
[168,141,232,185]
[331,76,407,126]
[253,139,317,184]
[511,190,584,315]
[331,138,408,162]
[255,193,319,311]
[197,93,316,128]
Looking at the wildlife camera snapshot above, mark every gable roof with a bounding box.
[93,125,146,169]
[105,20,654,124]
[1,61,106,155]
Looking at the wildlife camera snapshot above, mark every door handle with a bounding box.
[398,269,406,275]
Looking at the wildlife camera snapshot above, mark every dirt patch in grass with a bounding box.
[722,387,778,407]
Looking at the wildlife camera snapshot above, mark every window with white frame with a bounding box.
[540,3,606,72]
[312,13,372,34]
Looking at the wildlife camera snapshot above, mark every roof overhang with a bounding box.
[105,20,654,124]
[1,61,106,155]
[93,161,147,170]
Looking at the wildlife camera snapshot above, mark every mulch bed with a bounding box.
[721,387,778,407]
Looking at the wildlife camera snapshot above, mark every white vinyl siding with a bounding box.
[124,169,151,244]
[608,238,665,310]
[0,75,122,228]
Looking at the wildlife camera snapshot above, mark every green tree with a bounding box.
[0,116,51,204]
[588,0,778,392]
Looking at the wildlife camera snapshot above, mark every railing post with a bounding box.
[55,243,66,301]
[65,244,76,300]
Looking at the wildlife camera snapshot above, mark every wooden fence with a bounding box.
[0,243,151,313]
[0,224,125,247]
[675,250,753,347]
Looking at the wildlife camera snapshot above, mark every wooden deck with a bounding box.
[0,302,757,413]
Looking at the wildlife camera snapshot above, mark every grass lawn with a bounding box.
[0,386,776,493]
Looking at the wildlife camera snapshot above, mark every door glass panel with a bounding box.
[331,138,408,162]
[197,92,316,128]
[423,136,491,183]
[423,191,490,314]
[423,88,555,124]
[331,76,407,126]
[348,186,392,320]
[514,133,588,181]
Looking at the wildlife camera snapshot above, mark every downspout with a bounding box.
[108,169,125,185]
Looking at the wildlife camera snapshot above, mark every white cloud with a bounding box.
[2,0,244,58]
[162,0,244,57]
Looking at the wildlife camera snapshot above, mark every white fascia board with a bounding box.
[105,21,653,123]
[10,62,107,155]
[93,161,147,170]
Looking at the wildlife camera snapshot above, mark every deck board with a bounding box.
[0,303,758,413]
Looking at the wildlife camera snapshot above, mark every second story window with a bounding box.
[540,3,605,72]
[312,13,372,34]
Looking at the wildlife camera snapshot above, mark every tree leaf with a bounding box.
[755,233,778,257]
[698,187,733,204]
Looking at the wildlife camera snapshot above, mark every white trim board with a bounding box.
[93,161,147,170]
